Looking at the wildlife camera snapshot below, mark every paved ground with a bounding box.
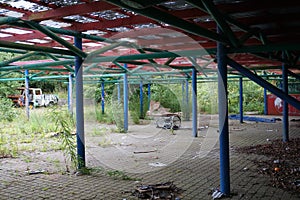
[0,115,299,199]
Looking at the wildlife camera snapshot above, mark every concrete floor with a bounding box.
[0,115,299,199]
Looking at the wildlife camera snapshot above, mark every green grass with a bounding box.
[0,107,72,159]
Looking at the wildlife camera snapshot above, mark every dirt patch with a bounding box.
[236,138,300,193]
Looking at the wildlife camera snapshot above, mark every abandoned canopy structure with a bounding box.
[0,0,299,196]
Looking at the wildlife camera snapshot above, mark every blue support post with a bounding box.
[239,77,243,123]
[264,88,268,115]
[282,58,289,142]
[147,83,151,111]
[217,28,230,195]
[101,81,105,114]
[25,70,30,119]
[123,64,129,132]
[140,81,143,119]
[68,73,73,115]
[192,68,198,137]
[185,79,190,121]
[74,36,85,169]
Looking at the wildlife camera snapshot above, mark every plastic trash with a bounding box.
[212,189,224,199]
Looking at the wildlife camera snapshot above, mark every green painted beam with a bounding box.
[88,41,128,58]
[41,53,74,72]
[185,0,268,45]
[0,52,38,67]
[30,71,45,78]
[106,0,227,43]
[87,48,212,63]
[0,72,13,78]
[0,47,27,54]
[0,17,19,25]
[82,69,192,79]
[31,75,69,80]
[24,21,87,58]
[0,60,74,71]
[0,77,25,81]
[10,18,114,43]
[112,61,129,72]
[0,40,75,56]
[191,0,239,47]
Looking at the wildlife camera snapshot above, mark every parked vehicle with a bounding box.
[8,87,59,107]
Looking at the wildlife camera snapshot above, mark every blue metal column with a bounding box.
[192,68,198,137]
[239,77,243,123]
[185,79,190,121]
[101,82,105,114]
[140,81,143,118]
[147,83,151,111]
[217,29,230,195]
[282,58,289,142]
[123,64,129,132]
[264,88,268,115]
[25,70,30,119]
[74,36,85,169]
[68,73,73,115]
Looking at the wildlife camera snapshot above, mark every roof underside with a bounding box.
[0,0,299,79]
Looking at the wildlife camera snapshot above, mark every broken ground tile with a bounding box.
[132,182,182,200]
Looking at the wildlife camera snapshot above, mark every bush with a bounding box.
[0,98,18,122]
[129,88,149,124]
[151,84,181,113]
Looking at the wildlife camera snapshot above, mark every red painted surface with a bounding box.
[267,94,300,116]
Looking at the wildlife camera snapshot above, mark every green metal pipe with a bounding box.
[0,40,75,56]
[0,60,74,71]
[11,19,114,43]
[0,47,27,54]
[196,0,239,47]
[24,21,87,58]
[0,77,25,81]
[30,71,45,78]
[87,49,212,63]
[0,52,38,67]
[0,17,20,25]
[88,42,128,58]
[31,75,69,80]
[40,53,74,72]
[107,0,227,43]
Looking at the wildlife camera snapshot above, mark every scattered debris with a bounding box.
[291,119,300,122]
[149,162,167,167]
[131,182,182,199]
[134,149,157,154]
[26,169,47,175]
[242,167,249,171]
[231,127,245,131]
[229,115,277,123]
[211,188,225,199]
[236,138,300,192]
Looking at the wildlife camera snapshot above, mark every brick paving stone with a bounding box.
[0,118,299,199]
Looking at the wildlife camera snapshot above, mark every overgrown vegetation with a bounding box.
[129,89,149,123]
[151,84,181,113]
[47,107,77,172]
[0,98,18,122]
[0,108,61,159]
